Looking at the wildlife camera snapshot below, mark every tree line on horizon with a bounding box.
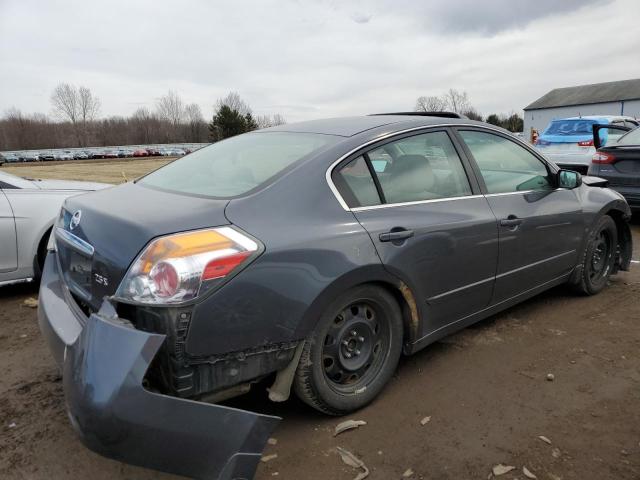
[414,89,523,132]
[0,85,286,151]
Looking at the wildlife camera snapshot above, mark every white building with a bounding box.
[523,78,640,141]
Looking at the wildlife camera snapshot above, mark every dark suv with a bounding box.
[39,114,632,479]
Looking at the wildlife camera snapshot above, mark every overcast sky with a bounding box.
[1,0,639,123]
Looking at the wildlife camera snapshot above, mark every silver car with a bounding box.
[0,171,109,286]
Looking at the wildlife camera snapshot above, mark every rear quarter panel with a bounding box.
[184,140,395,357]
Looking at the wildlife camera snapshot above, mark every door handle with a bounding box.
[379,229,414,242]
[500,216,523,227]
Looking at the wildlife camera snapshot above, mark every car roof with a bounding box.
[264,115,479,137]
[552,115,634,122]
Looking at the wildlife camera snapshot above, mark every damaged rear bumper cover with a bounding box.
[37,253,280,480]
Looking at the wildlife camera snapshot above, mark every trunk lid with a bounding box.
[56,182,230,311]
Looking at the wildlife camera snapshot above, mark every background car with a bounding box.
[133,149,149,157]
[535,115,639,173]
[23,152,40,162]
[73,151,89,160]
[0,171,110,287]
[40,152,55,161]
[103,150,118,158]
[2,153,20,163]
[589,124,640,212]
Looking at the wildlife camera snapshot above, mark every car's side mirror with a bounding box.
[557,169,582,189]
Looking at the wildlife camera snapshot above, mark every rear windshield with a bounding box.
[543,119,598,136]
[140,132,338,198]
[617,126,640,146]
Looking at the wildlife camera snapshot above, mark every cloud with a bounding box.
[0,0,637,125]
[350,12,372,24]
[414,0,613,35]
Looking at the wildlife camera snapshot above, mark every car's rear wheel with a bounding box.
[294,285,403,415]
[573,215,617,295]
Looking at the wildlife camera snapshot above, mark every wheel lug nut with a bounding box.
[350,330,357,336]
[342,340,349,346]
[358,336,364,342]
[355,349,360,356]
[345,352,352,358]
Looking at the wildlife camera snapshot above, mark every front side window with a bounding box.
[141,132,338,198]
[459,130,552,194]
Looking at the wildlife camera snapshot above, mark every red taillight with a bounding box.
[203,251,251,280]
[592,151,616,164]
[578,140,594,147]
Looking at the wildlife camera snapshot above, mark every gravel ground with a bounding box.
[1,224,639,480]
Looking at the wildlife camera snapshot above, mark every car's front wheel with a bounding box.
[294,285,403,415]
[572,215,618,295]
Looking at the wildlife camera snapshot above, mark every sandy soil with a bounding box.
[0,216,639,479]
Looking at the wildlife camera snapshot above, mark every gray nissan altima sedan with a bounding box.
[38,113,632,479]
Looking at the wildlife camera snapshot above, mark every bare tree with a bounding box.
[51,83,80,124]
[215,92,252,116]
[184,103,207,142]
[156,90,185,127]
[78,86,101,123]
[255,113,287,129]
[415,95,448,112]
[156,91,186,141]
[50,83,101,146]
[443,89,470,114]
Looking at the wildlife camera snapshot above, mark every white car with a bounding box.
[534,115,639,173]
[0,171,110,286]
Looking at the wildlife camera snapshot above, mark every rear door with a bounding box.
[332,128,499,338]
[454,128,584,303]
[0,187,18,272]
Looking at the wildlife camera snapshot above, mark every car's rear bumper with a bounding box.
[37,252,279,480]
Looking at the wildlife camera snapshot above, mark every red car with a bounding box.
[133,149,149,157]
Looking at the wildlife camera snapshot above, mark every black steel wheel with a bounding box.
[572,215,617,295]
[294,285,403,415]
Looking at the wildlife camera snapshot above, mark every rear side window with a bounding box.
[140,132,338,198]
[617,126,640,146]
[334,156,381,207]
[543,119,597,136]
[459,130,552,194]
[334,130,472,208]
[371,131,472,204]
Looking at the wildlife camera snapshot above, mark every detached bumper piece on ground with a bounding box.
[38,255,279,480]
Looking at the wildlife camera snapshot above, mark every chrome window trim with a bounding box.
[325,122,530,211]
[55,227,95,257]
[484,190,535,197]
[351,194,484,212]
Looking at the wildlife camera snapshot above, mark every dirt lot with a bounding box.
[1,161,639,479]
[2,157,172,183]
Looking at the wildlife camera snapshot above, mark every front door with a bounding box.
[0,189,18,272]
[332,129,499,338]
[455,128,584,303]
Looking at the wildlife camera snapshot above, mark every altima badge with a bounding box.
[70,210,82,230]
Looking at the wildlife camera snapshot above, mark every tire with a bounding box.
[294,284,403,415]
[572,215,617,295]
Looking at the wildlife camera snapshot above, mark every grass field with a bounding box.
[2,157,174,184]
